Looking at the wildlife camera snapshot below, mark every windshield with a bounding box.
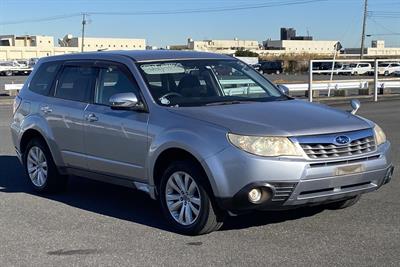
[137,59,286,107]
[379,63,390,67]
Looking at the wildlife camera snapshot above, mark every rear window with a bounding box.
[29,62,61,95]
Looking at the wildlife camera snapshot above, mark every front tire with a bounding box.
[23,138,68,193]
[159,161,224,235]
[326,195,361,210]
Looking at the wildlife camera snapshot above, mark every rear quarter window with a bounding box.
[29,62,61,96]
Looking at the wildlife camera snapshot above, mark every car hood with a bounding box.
[168,100,371,136]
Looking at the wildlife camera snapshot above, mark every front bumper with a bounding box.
[205,141,393,212]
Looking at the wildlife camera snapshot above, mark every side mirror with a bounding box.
[109,92,144,111]
[277,84,289,95]
[350,99,360,115]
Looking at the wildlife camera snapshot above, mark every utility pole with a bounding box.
[81,13,87,52]
[360,0,368,59]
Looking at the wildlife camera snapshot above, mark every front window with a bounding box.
[137,59,285,107]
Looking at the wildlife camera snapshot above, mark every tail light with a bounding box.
[13,96,22,114]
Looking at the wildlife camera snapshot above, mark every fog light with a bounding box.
[248,188,262,203]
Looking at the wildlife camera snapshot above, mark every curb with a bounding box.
[0,98,14,105]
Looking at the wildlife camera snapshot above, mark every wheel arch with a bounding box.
[20,128,48,155]
[151,147,217,201]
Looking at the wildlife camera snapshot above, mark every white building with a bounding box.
[169,38,261,54]
[0,34,78,60]
[343,40,400,57]
[59,34,146,51]
[367,40,400,56]
[263,40,339,55]
[0,34,147,60]
[0,34,54,48]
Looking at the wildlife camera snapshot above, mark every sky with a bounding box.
[0,0,399,49]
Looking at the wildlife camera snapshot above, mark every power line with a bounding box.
[0,0,327,25]
[88,0,327,15]
[0,13,81,25]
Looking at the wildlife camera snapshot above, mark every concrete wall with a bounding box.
[367,47,400,56]
[0,46,80,60]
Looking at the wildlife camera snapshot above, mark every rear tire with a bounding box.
[23,138,68,193]
[326,195,361,210]
[159,160,224,235]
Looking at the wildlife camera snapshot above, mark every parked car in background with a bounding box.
[378,62,400,76]
[0,60,32,76]
[11,51,393,235]
[251,63,261,72]
[0,62,14,76]
[259,61,283,74]
[344,63,372,75]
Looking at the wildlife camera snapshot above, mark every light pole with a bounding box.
[81,13,87,52]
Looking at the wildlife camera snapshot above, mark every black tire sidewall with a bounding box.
[159,161,213,235]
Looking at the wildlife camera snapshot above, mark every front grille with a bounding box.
[309,155,380,168]
[270,182,297,203]
[300,136,376,159]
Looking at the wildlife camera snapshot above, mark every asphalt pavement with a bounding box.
[0,101,399,266]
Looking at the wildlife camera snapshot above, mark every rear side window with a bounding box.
[54,66,97,102]
[29,62,61,95]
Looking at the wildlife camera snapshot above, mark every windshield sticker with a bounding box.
[140,63,185,74]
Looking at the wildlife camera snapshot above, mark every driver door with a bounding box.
[83,62,149,181]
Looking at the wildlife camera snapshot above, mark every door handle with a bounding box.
[86,113,98,122]
[40,106,52,114]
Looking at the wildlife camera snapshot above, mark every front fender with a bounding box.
[147,123,229,197]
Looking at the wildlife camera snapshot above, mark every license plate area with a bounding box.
[335,164,365,176]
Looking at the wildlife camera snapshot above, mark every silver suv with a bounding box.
[11,51,394,235]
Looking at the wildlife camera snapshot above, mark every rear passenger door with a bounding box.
[83,62,149,182]
[45,61,97,169]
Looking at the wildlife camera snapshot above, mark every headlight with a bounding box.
[227,133,303,157]
[374,124,386,146]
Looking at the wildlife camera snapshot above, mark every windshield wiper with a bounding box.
[205,100,255,106]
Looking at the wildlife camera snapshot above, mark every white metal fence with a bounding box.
[307,59,400,102]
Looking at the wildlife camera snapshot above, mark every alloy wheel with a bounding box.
[27,146,48,187]
[165,171,201,226]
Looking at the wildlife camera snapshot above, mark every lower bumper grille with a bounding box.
[270,182,297,203]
